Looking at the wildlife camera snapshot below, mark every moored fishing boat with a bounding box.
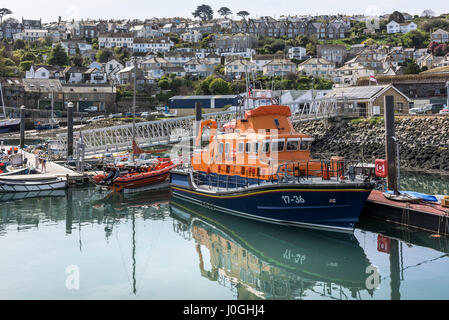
[170,103,378,233]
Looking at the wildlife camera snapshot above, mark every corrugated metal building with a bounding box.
[168,95,240,109]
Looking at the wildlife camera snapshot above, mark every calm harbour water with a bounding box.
[1,172,449,300]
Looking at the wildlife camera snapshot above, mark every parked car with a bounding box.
[409,103,445,115]
[439,107,449,115]
[140,112,150,118]
[86,115,105,123]
[108,113,123,119]
[84,106,98,113]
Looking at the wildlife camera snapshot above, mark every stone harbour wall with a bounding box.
[294,116,449,175]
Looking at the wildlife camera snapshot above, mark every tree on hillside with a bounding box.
[218,7,232,19]
[405,59,421,74]
[237,11,250,20]
[70,54,83,67]
[95,49,113,63]
[0,8,12,25]
[209,78,231,95]
[21,51,36,62]
[47,43,69,66]
[389,11,405,23]
[420,19,449,32]
[421,9,436,18]
[400,30,428,48]
[192,4,214,21]
[13,39,26,50]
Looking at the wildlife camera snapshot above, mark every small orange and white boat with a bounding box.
[92,141,180,193]
[92,157,180,193]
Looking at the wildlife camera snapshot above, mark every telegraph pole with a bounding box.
[132,55,137,162]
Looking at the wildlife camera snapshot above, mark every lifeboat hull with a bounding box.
[170,170,373,233]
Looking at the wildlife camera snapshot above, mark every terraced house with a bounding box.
[132,37,174,53]
[228,18,348,39]
[98,32,133,49]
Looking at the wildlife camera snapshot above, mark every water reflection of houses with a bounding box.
[170,199,375,300]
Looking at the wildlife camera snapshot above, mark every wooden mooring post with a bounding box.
[384,96,398,194]
[20,106,25,149]
[67,102,74,159]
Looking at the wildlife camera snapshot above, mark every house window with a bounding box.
[397,103,404,113]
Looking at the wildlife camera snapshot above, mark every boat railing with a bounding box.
[188,158,374,191]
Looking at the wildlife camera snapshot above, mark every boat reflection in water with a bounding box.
[170,198,376,300]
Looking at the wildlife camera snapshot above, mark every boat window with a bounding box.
[286,139,300,151]
[300,140,310,150]
[262,140,270,153]
[238,142,244,153]
[253,141,259,153]
[218,142,223,154]
[225,142,230,154]
[271,139,285,152]
[245,142,251,153]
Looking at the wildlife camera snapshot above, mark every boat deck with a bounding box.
[2,146,83,182]
[364,190,449,236]
[368,190,449,217]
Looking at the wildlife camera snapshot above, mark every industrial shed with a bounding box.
[168,94,240,109]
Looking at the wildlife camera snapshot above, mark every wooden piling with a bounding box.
[384,96,398,194]
[20,106,25,149]
[67,102,74,158]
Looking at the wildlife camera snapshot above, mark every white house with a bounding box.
[263,59,297,76]
[13,29,48,41]
[132,37,174,53]
[98,33,133,49]
[63,66,88,84]
[105,59,124,82]
[26,66,50,79]
[288,46,307,60]
[387,21,417,34]
[164,52,196,66]
[400,22,417,33]
[85,68,107,84]
[224,58,257,79]
[297,57,335,78]
[386,21,401,34]
[180,30,203,43]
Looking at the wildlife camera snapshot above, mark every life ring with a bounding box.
[375,159,388,178]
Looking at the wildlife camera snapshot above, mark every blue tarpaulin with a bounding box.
[385,190,438,202]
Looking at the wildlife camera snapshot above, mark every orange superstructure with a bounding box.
[192,105,329,181]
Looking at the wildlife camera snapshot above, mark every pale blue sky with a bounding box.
[5,0,448,22]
